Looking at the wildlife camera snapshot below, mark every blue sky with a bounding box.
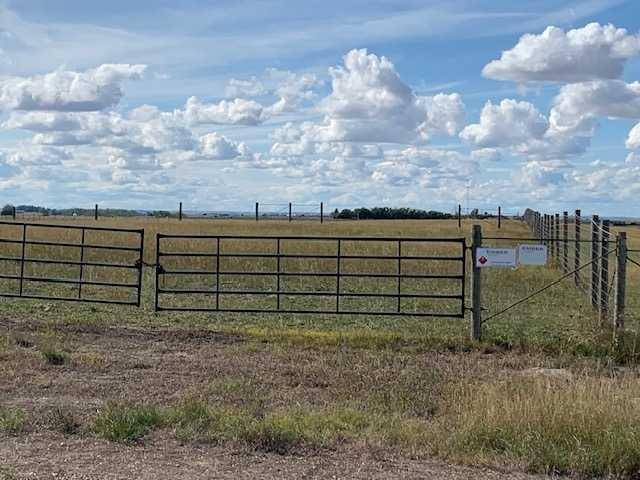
[0,0,639,215]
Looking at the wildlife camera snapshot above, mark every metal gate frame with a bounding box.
[155,234,466,317]
[0,221,145,306]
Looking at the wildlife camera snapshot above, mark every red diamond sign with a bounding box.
[475,248,517,268]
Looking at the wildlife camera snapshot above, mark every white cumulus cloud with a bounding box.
[198,132,249,160]
[303,49,465,143]
[460,99,549,148]
[181,96,265,126]
[549,80,640,136]
[483,23,640,83]
[0,64,146,111]
[628,122,640,150]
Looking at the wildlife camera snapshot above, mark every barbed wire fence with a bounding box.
[523,208,634,336]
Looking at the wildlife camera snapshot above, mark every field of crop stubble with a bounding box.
[1,216,640,479]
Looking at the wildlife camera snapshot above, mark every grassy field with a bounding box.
[1,216,640,478]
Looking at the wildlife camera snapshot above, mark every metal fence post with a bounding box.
[458,204,461,228]
[255,202,259,222]
[288,202,292,223]
[320,202,324,224]
[498,206,501,229]
[600,219,610,323]
[179,202,183,221]
[94,204,98,221]
[471,224,482,341]
[614,232,627,335]
[574,209,581,287]
[591,214,600,309]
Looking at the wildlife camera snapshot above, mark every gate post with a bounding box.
[471,224,483,341]
[614,232,627,335]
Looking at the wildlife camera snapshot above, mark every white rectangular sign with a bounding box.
[476,248,516,268]
[518,244,547,266]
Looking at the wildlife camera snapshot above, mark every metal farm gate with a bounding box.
[0,221,144,305]
[155,234,466,317]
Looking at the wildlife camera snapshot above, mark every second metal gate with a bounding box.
[155,234,466,317]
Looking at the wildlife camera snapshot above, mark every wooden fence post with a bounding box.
[614,232,627,335]
[471,224,483,341]
[563,211,568,273]
[12,206,16,220]
[551,213,556,259]
[554,213,561,267]
[574,209,581,287]
[545,214,550,247]
[537,212,542,240]
[600,219,610,323]
[94,204,98,221]
[591,214,600,309]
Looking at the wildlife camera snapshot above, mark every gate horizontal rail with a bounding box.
[155,234,466,317]
[0,221,144,306]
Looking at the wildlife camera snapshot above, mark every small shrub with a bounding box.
[93,403,164,444]
[40,347,67,366]
[0,407,26,435]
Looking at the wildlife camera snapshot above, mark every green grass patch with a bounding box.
[239,326,467,353]
[168,397,372,453]
[92,403,165,444]
[0,407,26,435]
[40,347,67,365]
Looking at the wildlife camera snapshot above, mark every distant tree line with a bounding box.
[0,204,146,217]
[332,207,453,220]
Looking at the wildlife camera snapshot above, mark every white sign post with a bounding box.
[518,244,547,266]
[475,248,517,268]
